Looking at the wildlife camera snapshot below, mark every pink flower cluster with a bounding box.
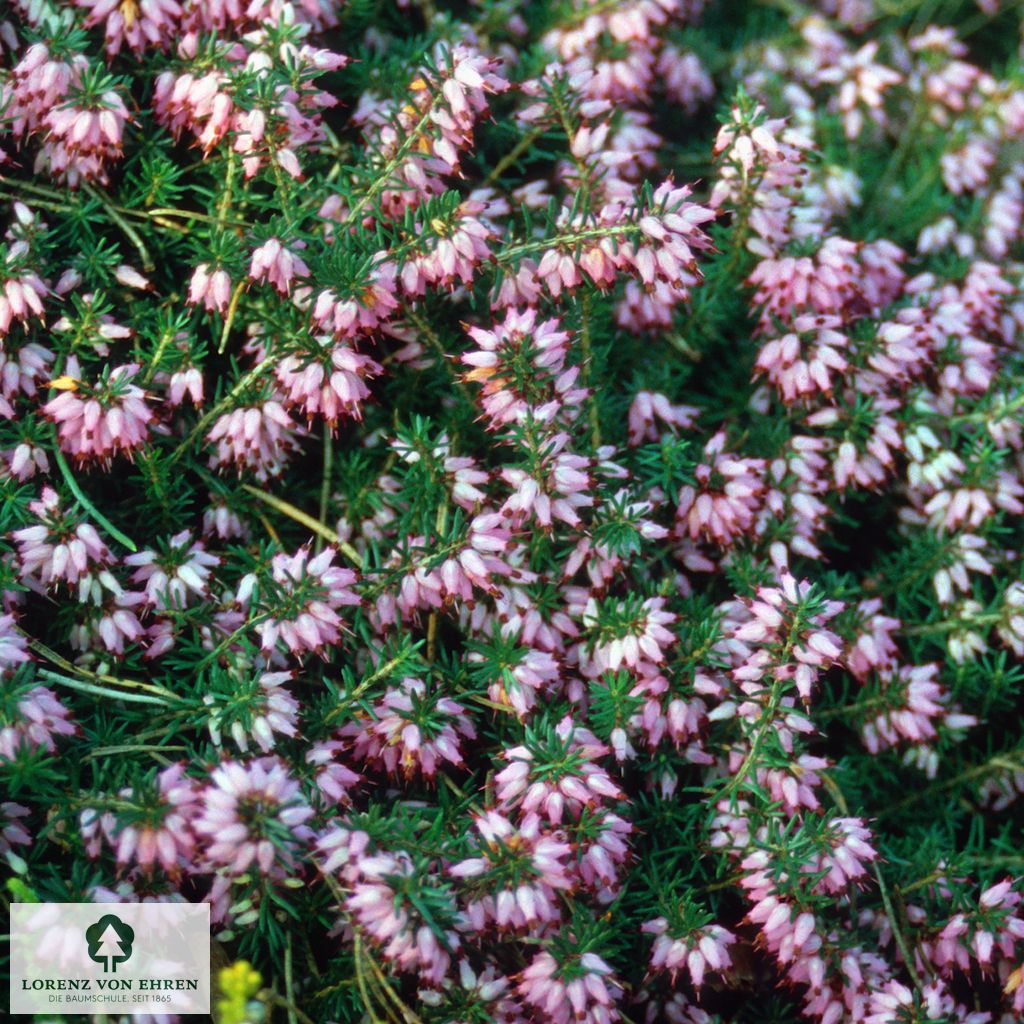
[5,42,129,184]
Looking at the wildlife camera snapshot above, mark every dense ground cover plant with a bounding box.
[5,0,1024,1021]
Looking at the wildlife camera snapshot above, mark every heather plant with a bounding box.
[5,0,1024,1022]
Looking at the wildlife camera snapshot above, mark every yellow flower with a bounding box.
[216,961,263,1024]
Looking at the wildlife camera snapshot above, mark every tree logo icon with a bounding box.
[85,914,135,973]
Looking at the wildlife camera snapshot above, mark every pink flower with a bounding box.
[733,573,844,702]
[0,614,30,672]
[615,278,696,333]
[740,850,823,971]
[204,671,300,753]
[451,811,573,931]
[12,486,111,591]
[400,201,494,295]
[76,0,182,56]
[711,103,811,228]
[306,741,361,806]
[316,823,372,884]
[380,518,514,622]
[153,69,234,153]
[746,751,823,812]
[207,398,303,479]
[941,139,996,195]
[462,309,575,428]
[806,399,903,490]
[5,439,50,481]
[0,684,76,760]
[41,72,131,185]
[810,818,878,894]
[347,849,459,984]
[495,724,623,824]
[194,757,314,875]
[310,257,399,339]
[168,366,204,407]
[846,598,901,682]
[644,917,735,989]
[7,44,85,138]
[274,340,382,426]
[467,633,560,718]
[861,664,977,761]
[0,342,53,418]
[580,595,676,676]
[341,676,476,779]
[748,241,857,329]
[997,583,1024,657]
[44,362,153,464]
[0,259,47,337]
[676,432,766,546]
[962,260,1013,333]
[658,46,714,112]
[249,238,309,294]
[202,496,250,541]
[815,40,902,139]
[351,47,506,203]
[500,435,592,529]
[923,473,1024,532]
[242,546,359,658]
[80,763,199,876]
[417,962,514,1021]
[114,264,151,291]
[69,587,147,655]
[441,47,509,123]
[125,529,219,610]
[518,949,622,1024]
[932,534,994,605]
[627,390,698,446]
[754,315,849,403]
[868,309,934,383]
[188,263,233,313]
[627,181,716,289]
[0,802,31,854]
[573,809,632,894]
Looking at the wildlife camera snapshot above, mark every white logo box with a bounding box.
[10,902,210,1015]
